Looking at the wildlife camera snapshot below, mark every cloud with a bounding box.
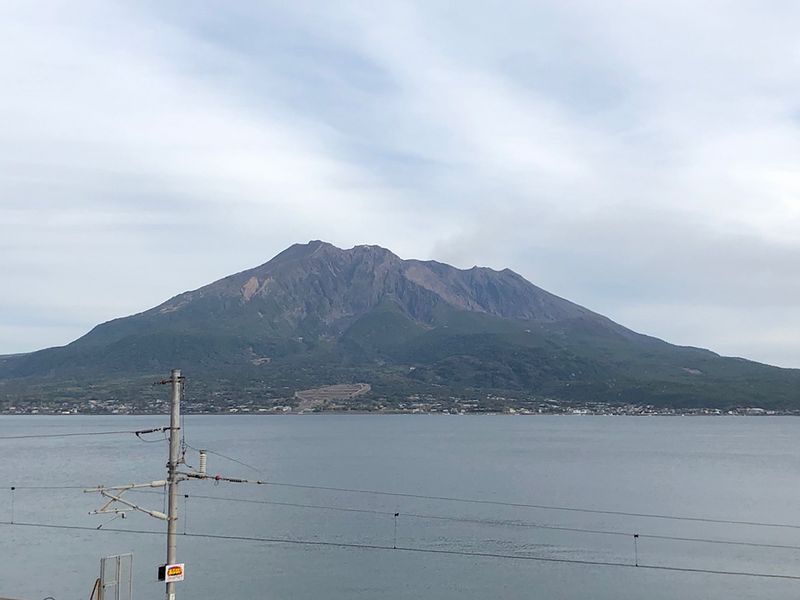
[0,1,798,367]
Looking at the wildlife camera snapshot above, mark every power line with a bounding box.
[11,473,800,533]
[189,476,800,531]
[0,519,798,582]
[168,492,800,552]
[0,427,167,441]
[260,481,800,529]
[137,430,169,443]
[9,485,89,490]
[176,441,800,531]
[184,439,800,532]
[20,484,800,554]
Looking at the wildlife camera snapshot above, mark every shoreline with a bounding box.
[1,410,797,417]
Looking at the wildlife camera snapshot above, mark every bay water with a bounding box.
[1,415,799,599]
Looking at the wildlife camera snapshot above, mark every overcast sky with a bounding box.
[1,1,799,367]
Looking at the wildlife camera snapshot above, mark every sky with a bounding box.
[1,1,799,367]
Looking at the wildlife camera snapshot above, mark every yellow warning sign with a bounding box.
[164,563,185,583]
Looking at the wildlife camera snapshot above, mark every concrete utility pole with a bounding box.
[85,369,187,597]
[165,368,182,600]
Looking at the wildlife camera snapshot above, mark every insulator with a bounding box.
[198,449,207,476]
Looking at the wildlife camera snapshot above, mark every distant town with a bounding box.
[2,386,795,417]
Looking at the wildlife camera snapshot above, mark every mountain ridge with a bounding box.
[1,241,798,410]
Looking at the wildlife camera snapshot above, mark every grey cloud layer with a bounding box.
[1,1,798,367]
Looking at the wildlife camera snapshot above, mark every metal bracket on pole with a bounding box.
[85,481,170,521]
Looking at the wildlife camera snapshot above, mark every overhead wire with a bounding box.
[173,440,800,531]
[0,427,167,441]
[17,477,800,534]
[136,430,169,443]
[0,519,798,582]
[13,375,796,586]
[9,484,90,490]
[14,481,796,563]
[130,490,800,553]
[8,419,800,583]
[180,378,188,459]
[186,474,800,531]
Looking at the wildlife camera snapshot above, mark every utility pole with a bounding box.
[85,369,188,596]
[165,368,182,600]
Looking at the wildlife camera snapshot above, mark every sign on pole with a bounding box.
[158,563,185,583]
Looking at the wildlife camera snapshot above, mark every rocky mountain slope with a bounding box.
[2,241,798,409]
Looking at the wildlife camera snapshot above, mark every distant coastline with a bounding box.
[2,406,796,417]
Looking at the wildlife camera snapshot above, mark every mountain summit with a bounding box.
[150,239,599,329]
[2,241,798,409]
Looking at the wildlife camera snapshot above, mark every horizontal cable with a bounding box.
[9,485,89,490]
[190,444,800,531]
[0,519,797,582]
[173,492,800,552]
[11,472,800,534]
[0,427,167,441]
[189,475,800,531]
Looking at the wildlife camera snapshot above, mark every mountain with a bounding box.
[2,241,799,410]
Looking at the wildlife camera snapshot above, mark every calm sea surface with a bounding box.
[1,415,799,599]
